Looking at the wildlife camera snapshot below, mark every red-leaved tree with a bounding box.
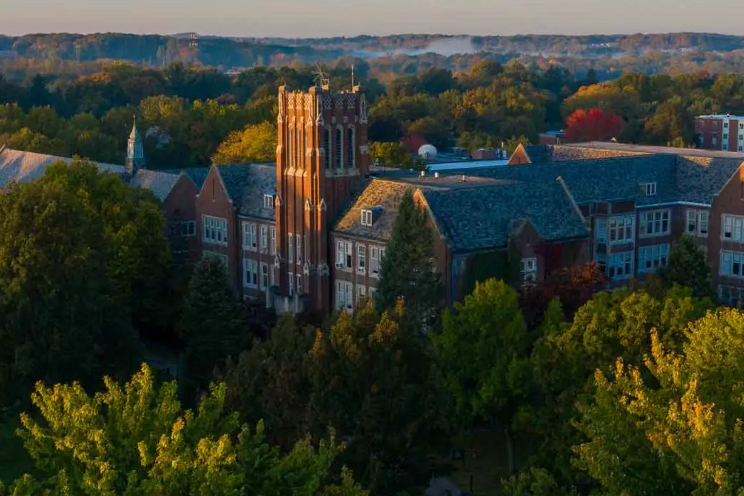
[564,108,624,142]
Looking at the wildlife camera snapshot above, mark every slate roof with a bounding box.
[128,169,182,202]
[0,148,125,185]
[550,145,651,162]
[522,144,552,164]
[421,181,589,252]
[674,155,744,204]
[333,179,415,242]
[217,164,277,220]
[162,167,211,189]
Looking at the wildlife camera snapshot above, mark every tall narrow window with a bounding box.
[335,127,343,168]
[347,127,355,168]
[296,125,302,170]
[324,127,331,169]
[288,127,294,168]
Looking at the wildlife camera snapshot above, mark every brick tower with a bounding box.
[274,82,369,312]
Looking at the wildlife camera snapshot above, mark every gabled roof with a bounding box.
[0,148,124,185]
[216,164,276,220]
[128,169,183,202]
[162,167,211,189]
[421,180,589,252]
[675,155,744,204]
[333,179,415,241]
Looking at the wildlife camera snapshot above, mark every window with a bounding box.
[608,251,634,279]
[721,250,744,278]
[357,244,366,274]
[719,285,744,308]
[723,214,744,241]
[270,227,276,255]
[202,215,228,245]
[638,244,670,273]
[686,210,709,237]
[361,209,373,226]
[370,246,385,277]
[288,233,294,263]
[336,281,353,311]
[243,258,258,288]
[289,127,295,167]
[347,127,355,168]
[260,225,268,251]
[263,194,274,209]
[296,274,303,295]
[242,222,257,251]
[336,240,352,269]
[356,284,366,304]
[644,182,657,196]
[609,215,634,243]
[296,234,302,264]
[595,218,608,243]
[324,127,331,169]
[521,257,537,285]
[335,127,343,168]
[180,220,196,237]
[288,272,294,296]
[260,263,269,291]
[639,210,670,237]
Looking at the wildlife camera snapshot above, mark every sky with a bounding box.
[2,0,743,38]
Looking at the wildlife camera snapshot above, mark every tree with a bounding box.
[1,364,367,496]
[563,108,623,142]
[574,308,744,494]
[376,189,442,330]
[658,235,714,299]
[434,279,532,474]
[368,141,424,170]
[0,160,152,406]
[181,257,248,400]
[211,121,277,164]
[306,300,448,495]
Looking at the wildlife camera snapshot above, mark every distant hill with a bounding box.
[2,32,744,68]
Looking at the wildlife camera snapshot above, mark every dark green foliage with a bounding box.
[181,257,248,401]
[658,235,714,299]
[376,190,443,331]
[0,159,154,406]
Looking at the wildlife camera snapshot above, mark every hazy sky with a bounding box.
[2,0,743,37]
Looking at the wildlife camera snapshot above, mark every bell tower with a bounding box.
[275,82,369,312]
[125,116,145,176]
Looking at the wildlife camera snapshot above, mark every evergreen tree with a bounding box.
[376,189,442,331]
[658,234,713,299]
[181,257,248,400]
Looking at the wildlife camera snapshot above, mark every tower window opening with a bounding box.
[347,127,355,168]
[336,127,343,168]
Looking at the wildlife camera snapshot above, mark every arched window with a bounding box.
[288,127,294,168]
[335,127,343,168]
[347,126,355,168]
[324,127,331,169]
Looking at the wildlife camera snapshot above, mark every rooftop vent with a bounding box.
[434,172,440,179]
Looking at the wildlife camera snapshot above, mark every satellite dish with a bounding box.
[418,144,438,160]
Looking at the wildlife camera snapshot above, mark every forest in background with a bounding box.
[1,57,743,168]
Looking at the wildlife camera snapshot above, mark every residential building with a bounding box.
[695,114,744,152]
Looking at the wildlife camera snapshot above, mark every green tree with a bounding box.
[181,257,248,400]
[376,189,442,330]
[574,308,744,495]
[211,121,277,164]
[658,235,714,299]
[1,364,367,496]
[306,300,448,495]
[434,279,532,474]
[368,141,424,170]
[0,159,147,406]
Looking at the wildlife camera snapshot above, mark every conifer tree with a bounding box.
[376,189,443,331]
[181,257,247,400]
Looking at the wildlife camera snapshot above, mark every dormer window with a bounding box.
[644,182,657,196]
[263,194,274,209]
[361,209,373,226]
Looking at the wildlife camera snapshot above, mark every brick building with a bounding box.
[695,114,744,152]
[7,100,744,312]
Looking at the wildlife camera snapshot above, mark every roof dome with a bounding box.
[418,144,438,160]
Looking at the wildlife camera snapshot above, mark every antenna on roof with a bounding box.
[313,62,330,90]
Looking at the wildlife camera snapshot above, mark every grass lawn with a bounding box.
[0,411,34,484]
[446,428,533,496]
